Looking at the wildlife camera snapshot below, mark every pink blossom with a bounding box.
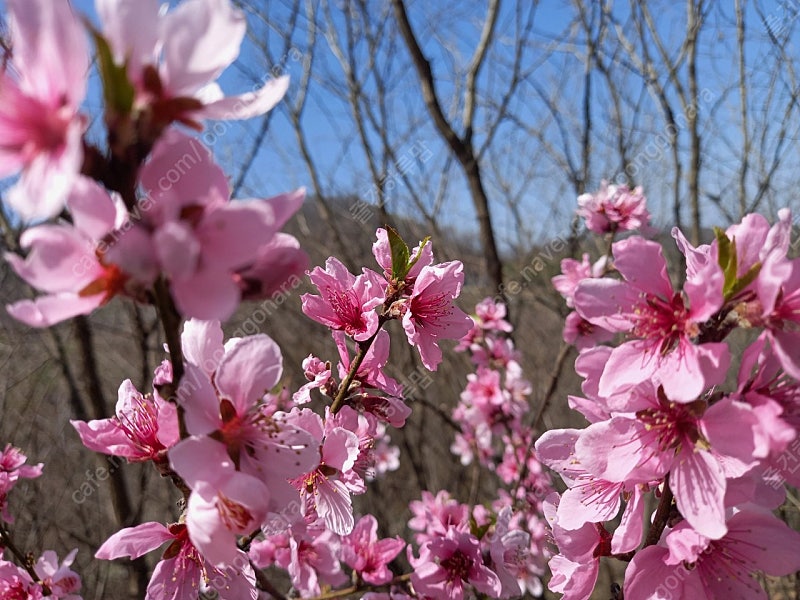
[542,493,606,600]
[536,429,646,553]
[577,180,650,234]
[0,558,45,599]
[33,550,82,599]
[96,521,258,599]
[575,383,760,539]
[408,490,470,545]
[473,297,513,332]
[401,262,473,371]
[409,528,501,600]
[367,423,400,480]
[574,235,729,402]
[0,549,82,600]
[287,408,360,535]
[624,508,800,599]
[96,0,288,125]
[173,321,318,519]
[301,258,384,341]
[755,256,800,379]
[170,437,269,567]
[0,444,43,522]
[488,507,542,598]
[293,355,333,405]
[5,177,155,328]
[71,379,178,464]
[552,254,606,308]
[272,522,346,595]
[340,514,404,585]
[0,0,88,220]
[124,131,305,320]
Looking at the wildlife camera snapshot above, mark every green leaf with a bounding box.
[726,261,761,301]
[715,227,742,300]
[91,27,135,115]
[407,236,431,274]
[386,226,410,281]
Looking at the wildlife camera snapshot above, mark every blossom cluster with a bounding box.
[542,192,800,597]
[3,0,541,595]
[0,445,82,599]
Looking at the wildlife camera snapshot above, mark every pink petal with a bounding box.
[315,476,354,535]
[671,449,727,539]
[154,221,200,279]
[597,341,658,399]
[215,335,283,413]
[613,236,673,298]
[197,75,290,120]
[8,0,88,105]
[10,225,99,293]
[573,279,639,331]
[177,363,221,435]
[322,427,359,472]
[196,202,278,270]
[95,0,160,77]
[170,269,240,320]
[104,224,159,285]
[70,418,138,458]
[6,293,104,328]
[66,177,118,240]
[95,522,172,560]
[160,0,246,96]
[181,319,224,374]
[139,131,228,223]
[169,436,232,490]
[611,486,645,554]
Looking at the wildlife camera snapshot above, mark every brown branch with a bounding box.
[390,0,505,299]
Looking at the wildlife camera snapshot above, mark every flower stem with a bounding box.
[329,322,385,414]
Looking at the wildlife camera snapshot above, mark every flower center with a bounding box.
[631,292,693,354]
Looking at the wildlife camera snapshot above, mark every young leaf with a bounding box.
[407,236,431,275]
[90,27,135,116]
[386,226,410,281]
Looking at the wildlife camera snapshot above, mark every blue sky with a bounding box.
[46,1,800,249]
